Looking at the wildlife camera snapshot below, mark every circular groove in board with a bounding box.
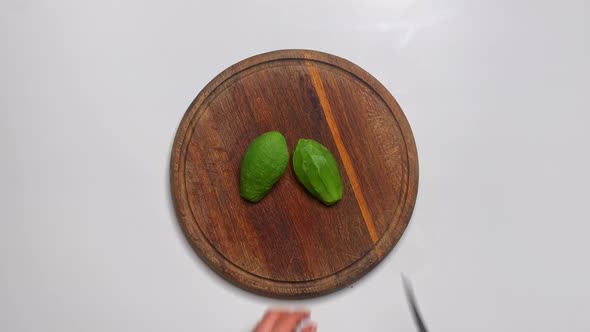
[170,50,419,298]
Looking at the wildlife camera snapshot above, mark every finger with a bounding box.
[272,310,310,332]
[254,310,288,332]
[301,323,317,332]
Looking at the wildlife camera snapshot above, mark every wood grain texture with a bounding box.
[170,50,419,298]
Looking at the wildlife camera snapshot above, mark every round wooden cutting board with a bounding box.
[171,50,418,298]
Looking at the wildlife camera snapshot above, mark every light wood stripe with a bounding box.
[305,59,380,251]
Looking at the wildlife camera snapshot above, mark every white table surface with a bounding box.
[1,0,589,331]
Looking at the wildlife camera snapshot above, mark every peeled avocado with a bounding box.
[239,131,289,203]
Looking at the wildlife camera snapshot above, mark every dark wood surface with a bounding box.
[170,50,418,298]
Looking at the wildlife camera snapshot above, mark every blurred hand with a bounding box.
[254,309,317,332]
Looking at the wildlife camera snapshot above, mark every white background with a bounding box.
[1,0,589,331]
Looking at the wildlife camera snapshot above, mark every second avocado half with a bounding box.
[292,139,343,206]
